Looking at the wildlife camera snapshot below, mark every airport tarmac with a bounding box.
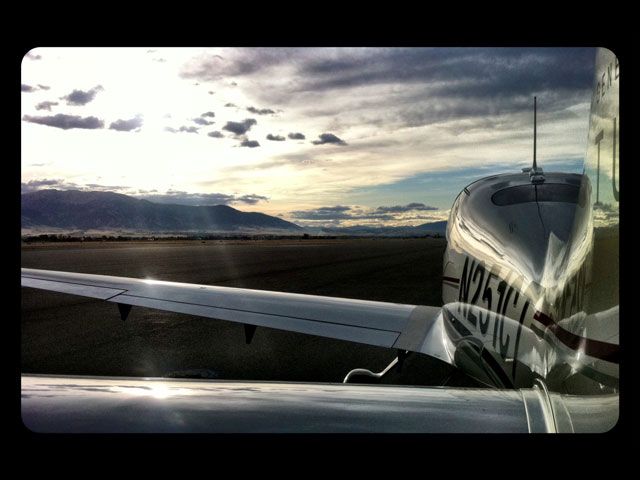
[21,238,480,387]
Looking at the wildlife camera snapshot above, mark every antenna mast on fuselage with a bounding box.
[524,96,545,183]
[533,96,537,170]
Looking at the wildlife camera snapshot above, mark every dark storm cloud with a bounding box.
[193,117,214,126]
[240,139,260,148]
[207,131,224,138]
[247,106,276,115]
[109,116,144,132]
[35,101,58,111]
[23,114,104,130]
[266,134,285,141]
[375,202,438,213]
[61,86,104,106]
[202,111,215,118]
[138,190,268,206]
[223,118,257,136]
[165,126,199,134]
[312,133,347,145]
[288,132,306,140]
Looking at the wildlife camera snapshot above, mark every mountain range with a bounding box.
[21,189,301,233]
[21,189,447,237]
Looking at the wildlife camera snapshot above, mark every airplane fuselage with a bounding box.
[439,171,618,392]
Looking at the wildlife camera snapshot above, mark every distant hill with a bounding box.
[318,220,448,237]
[21,189,302,233]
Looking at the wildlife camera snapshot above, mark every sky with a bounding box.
[21,47,595,228]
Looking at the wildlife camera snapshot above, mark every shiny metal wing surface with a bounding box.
[21,268,446,359]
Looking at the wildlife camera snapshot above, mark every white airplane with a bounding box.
[21,48,619,433]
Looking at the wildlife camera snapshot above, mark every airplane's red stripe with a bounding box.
[442,276,460,284]
[533,311,619,364]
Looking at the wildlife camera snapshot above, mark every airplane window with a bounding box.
[491,183,580,206]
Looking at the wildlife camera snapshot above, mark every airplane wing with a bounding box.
[21,268,450,362]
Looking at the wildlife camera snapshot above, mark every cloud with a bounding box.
[202,111,215,118]
[193,117,214,126]
[25,52,42,60]
[35,101,58,111]
[22,180,269,207]
[296,48,594,96]
[23,114,104,130]
[289,203,444,226]
[247,106,275,115]
[312,133,347,145]
[109,116,144,132]
[375,202,438,213]
[225,103,237,107]
[138,190,268,206]
[21,178,129,194]
[165,126,199,134]
[223,118,257,136]
[240,139,260,148]
[180,48,304,81]
[208,91,215,95]
[152,57,166,63]
[266,134,285,141]
[21,179,62,193]
[236,194,269,204]
[290,205,354,220]
[182,48,593,134]
[61,86,104,106]
[288,132,306,140]
[207,131,224,138]
[22,84,50,93]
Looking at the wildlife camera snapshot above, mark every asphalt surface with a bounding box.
[21,238,478,387]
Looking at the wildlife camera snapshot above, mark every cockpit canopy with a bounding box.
[491,183,585,207]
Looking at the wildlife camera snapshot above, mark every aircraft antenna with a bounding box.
[533,96,537,171]
[527,96,544,183]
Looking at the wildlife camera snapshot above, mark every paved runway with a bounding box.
[21,238,478,386]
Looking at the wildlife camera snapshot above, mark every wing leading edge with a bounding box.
[21,268,450,362]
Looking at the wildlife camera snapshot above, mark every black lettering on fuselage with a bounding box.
[467,263,485,327]
[458,257,474,316]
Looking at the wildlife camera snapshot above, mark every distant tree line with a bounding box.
[21,232,443,243]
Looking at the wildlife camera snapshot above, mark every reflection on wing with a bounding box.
[21,268,445,358]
